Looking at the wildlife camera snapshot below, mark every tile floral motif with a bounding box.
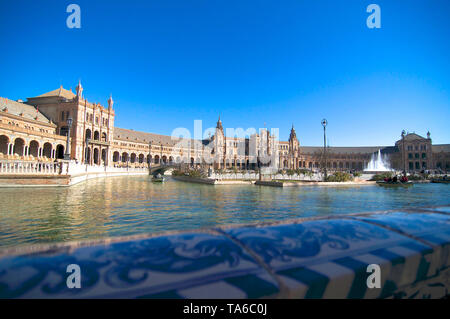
[0,232,279,298]
[0,210,449,299]
[224,219,411,269]
[224,218,444,298]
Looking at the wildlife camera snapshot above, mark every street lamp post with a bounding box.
[401,130,406,175]
[64,117,73,160]
[321,119,328,179]
[148,141,152,174]
[85,137,90,164]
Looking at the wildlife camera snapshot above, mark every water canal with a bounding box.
[0,176,448,248]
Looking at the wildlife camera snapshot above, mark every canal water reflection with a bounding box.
[0,176,449,248]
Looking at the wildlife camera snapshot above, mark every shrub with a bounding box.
[408,174,424,181]
[325,172,354,182]
[286,169,296,176]
[171,169,184,176]
[296,168,314,177]
[370,172,393,181]
[353,172,362,177]
[188,169,207,178]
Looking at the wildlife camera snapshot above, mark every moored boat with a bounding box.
[431,179,450,184]
[152,173,165,183]
[376,181,413,188]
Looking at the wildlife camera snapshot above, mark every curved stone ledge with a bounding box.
[0,206,449,299]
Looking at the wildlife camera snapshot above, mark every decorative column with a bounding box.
[321,119,328,179]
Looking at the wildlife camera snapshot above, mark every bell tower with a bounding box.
[214,115,225,169]
[288,124,299,153]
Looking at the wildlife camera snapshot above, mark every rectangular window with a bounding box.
[408,153,413,159]
[415,153,419,159]
[409,162,413,170]
[422,153,426,159]
[415,162,420,169]
[61,111,65,121]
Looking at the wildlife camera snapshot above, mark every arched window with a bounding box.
[85,129,92,140]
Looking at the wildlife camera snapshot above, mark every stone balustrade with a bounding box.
[0,161,60,174]
[0,160,149,176]
[0,206,448,298]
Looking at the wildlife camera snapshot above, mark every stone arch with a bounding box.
[122,152,128,163]
[130,153,137,163]
[13,138,25,156]
[154,155,160,164]
[113,151,120,162]
[0,135,9,155]
[101,132,107,142]
[102,149,107,164]
[139,154,144,163]
[29,140,40,158]
[94,130,100,141]
[56,144,65,159]
[169,156,174,164]
[93,148,99,164]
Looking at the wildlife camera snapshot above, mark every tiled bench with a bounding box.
[0,206,449,298]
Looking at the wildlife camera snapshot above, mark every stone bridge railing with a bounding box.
[0,206,448,298]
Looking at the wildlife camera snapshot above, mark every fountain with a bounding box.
[364,149,391,172]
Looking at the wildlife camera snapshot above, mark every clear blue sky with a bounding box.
[0,0,449,146]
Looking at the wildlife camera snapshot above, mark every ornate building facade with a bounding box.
[1,83,449,172]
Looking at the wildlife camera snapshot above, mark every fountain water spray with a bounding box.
[364,149,391,172]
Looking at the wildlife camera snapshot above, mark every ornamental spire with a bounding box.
[108,94,114,110]
[76,79,83,98]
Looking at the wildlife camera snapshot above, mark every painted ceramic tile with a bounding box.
[223,219,437,298]
[0,232,279,298]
